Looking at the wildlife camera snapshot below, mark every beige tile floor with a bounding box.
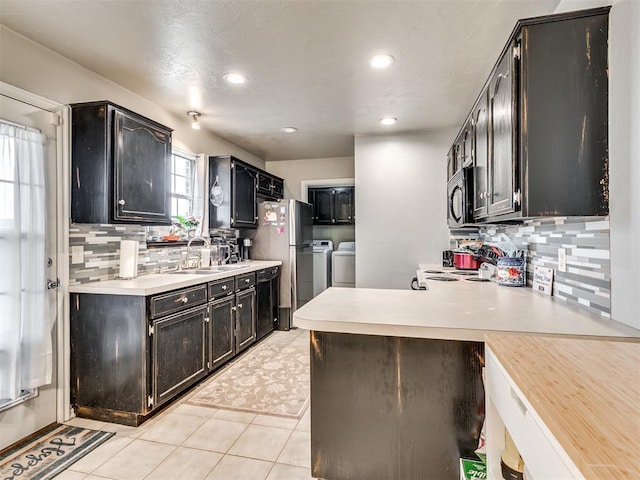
[58,329,314,480]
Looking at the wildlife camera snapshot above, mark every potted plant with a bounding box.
[171,215,201,239]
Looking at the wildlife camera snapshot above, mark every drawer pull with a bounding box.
[176,296,189,304]
[221,285,227,290]
[511,388,527,414]
[245,278,250,283]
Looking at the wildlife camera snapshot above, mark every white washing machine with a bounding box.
[332,242,356,288]
[313,240,333,297]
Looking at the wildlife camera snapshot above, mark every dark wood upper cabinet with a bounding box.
[333,187,354,224]
[209,156,285,230]
[71,101,172,225]
[487,42,517,217]
[256,171,285,200]
[458,7,610,224]
[518,11,609,217]
[209,155,257,229]
[472,88,489,219]
[308,186,355,225]
[234,162,258,227]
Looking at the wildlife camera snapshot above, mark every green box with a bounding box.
[460,458,487,480]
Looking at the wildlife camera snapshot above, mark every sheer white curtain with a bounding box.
[0,121,51,401]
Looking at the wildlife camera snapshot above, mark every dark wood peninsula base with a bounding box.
[309,331,484,480]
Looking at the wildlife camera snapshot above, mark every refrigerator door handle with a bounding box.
[290,246,298,312]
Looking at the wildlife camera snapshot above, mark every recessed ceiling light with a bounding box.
[379,117,397,126]
[223,72,247,84]
[370,54,395,69]
[280,127,298,133]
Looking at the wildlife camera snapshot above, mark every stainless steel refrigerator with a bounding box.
[252,199,314,330]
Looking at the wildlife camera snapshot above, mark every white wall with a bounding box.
[608,0,640,329]
[0,26,263,167]
[354,129,456,289]
[266,156,355,200]
[554,1,640,329]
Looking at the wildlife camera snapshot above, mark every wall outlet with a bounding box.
[558,248,567,273]
[71,246,84,264]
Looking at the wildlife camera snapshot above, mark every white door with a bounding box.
[0,92,60,450]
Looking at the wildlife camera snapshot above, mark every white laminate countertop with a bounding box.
[68,260,282,296]
[293,276,640,342]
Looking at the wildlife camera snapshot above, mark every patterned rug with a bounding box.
[0,424,114,480]
[187,341,310,419]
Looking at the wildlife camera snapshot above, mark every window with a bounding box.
[170,150,196,217]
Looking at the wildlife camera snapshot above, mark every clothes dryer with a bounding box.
[332,242,355,288]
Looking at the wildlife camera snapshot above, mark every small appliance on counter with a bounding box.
[237,237,253,261]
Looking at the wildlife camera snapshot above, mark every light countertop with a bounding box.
[293,280,640,342]
[486,333,640,479]
[68,260,282,296]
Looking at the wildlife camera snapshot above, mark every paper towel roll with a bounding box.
[118,240,139,279]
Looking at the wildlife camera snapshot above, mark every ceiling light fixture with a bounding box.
[370,54,395,69]
[280,127,298,133]
[379,117,397,126]
[187,111,201,129]
[223,72,248,84]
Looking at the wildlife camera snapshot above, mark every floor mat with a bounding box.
[0,424,114,480]
[187,341,310,419]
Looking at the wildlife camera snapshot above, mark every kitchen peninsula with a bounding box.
[293,283,639,480]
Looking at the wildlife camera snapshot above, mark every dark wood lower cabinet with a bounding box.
[152,306,208,408]
[235,288,256,353]
[70,294,147,423]
[71,273,262,426]
[209,296,235,370]
[310,331,484,480]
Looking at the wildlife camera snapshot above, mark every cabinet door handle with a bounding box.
[238,303,243,309]
[204,317,210,323]
[118,199,126,206]
[232,306,237,312]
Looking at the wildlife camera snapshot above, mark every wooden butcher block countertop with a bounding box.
[485,334,640,479]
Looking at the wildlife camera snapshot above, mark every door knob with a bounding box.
[47,279,60,290]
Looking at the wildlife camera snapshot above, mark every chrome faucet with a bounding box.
[185,236,211,269]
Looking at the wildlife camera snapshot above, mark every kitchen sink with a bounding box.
[169,269,224,275]
[217,264,246,271]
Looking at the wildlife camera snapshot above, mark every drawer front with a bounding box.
[236,272,256,290]
[486,352,529,456]
[150,284,208,319]
[257,266,280,282]
[208,278,235,300]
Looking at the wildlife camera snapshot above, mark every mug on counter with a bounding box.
[496,257,525,287]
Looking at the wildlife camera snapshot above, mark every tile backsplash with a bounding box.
[479,216,611,318]
[69,224,192,284]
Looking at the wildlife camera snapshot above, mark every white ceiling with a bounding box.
[0,0,560,161]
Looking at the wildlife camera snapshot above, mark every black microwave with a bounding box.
[447,168,473,228]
